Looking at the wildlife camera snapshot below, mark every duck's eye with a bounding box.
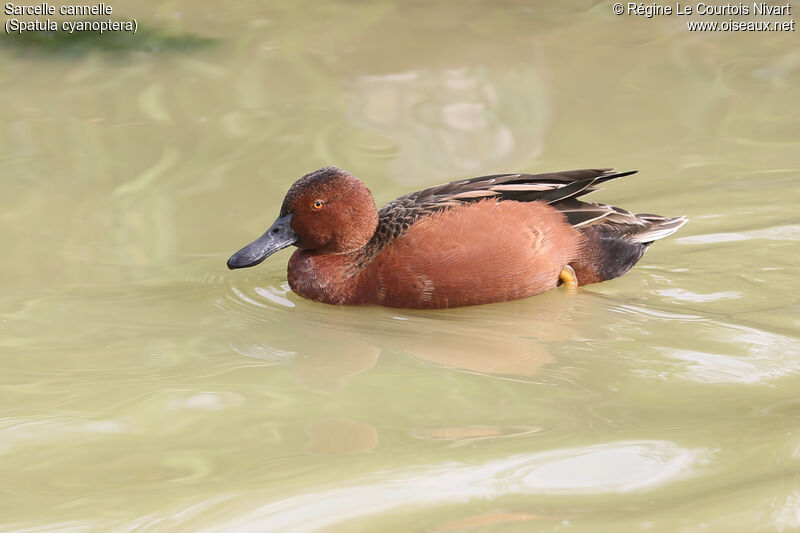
[312,200,324,210]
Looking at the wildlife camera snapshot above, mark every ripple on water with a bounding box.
[676,224,800,244]
[655,288,742,303]
[618,314,800,385]
[217,280,297,327]
[657,325,800,384]
[182,440,708,532]
[163,391,246,412]
[774,491,800,530]
[0,417,129,455]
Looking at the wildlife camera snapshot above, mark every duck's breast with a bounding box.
[288,251,360,305]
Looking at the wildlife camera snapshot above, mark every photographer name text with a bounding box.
[620,2,790,16]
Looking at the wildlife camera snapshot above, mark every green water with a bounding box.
[2,1,799,531]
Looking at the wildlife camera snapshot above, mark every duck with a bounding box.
[227,167,687,309]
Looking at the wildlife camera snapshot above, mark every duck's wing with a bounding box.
[391,168,635,208]
[559,198,688,244]
[372,168,636,245]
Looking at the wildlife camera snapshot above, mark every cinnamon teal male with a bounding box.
[227,167,686,309]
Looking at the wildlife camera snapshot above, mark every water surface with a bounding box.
[1,1,799,531]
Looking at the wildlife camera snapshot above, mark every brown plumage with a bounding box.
[228,167,687,309]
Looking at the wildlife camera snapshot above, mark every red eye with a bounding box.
[312,200,324,210]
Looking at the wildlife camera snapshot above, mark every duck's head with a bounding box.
[227,167,379,269]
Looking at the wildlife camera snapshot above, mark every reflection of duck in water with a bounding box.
[228,167,686,309]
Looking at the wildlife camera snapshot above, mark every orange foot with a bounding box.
[559,265,578,294]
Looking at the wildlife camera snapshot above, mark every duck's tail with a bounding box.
[569,211,688,285]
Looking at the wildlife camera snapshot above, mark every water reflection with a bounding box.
[0,417,128,455]
[434,511,549,531]
[346,66,550,182]
[305,419,379,455]
[657,321,800,384]
[196,440,706,532]
[412,425,540,442]
[774,491,800,530]
[676,224,800,244]
[223,282,607,390]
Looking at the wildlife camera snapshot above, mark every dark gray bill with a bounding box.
[227,214,297,270]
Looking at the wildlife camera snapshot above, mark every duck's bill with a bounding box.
[227,214,298,270]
